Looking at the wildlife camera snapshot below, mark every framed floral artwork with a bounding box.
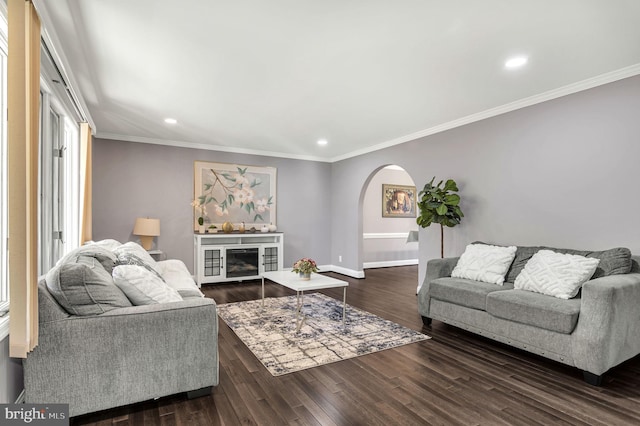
[193,161,276,230]
[382,184,416,218]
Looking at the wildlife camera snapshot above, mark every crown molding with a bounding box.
[96,133,333,163]
[100,63,640,164]
[329,63,640,162]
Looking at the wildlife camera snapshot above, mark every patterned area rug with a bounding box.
[217,293,430,376]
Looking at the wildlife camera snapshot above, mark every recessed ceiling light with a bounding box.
[317,139,328,146]
[505,56,528,69]
[164,118,178,124]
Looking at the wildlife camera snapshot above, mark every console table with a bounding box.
[193,233,284,286]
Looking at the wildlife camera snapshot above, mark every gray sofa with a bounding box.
[23,241,219,417]
[418,245,640,385]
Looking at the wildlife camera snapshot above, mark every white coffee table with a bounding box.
[261,270,349,332]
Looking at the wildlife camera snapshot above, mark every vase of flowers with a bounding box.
[292,257,318,281]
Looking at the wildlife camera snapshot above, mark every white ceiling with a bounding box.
[33,0,640,162]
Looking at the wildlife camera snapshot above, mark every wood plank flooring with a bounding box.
[73,266,640,425]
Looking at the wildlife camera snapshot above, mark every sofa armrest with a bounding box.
[418,257,459,318]
[571,273,640,375]
[24,298,218,417]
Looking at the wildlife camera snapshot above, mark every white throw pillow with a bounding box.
[451,243,517,285]
[114,242,159,269]
[514,250,600,299]
[113,265,183,305]
[156,259,204,298]
[88,239,123,252]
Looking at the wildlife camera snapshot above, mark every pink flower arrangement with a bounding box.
[292,258,319,275]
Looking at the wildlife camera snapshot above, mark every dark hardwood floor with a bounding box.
[73,266,640,425]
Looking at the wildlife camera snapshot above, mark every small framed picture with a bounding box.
[382,184,416,218]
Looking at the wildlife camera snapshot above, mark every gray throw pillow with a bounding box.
[55,245,117,274]
[496,244,632,283]
[46,255,132,316]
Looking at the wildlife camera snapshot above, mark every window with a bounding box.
[38,42,82,275]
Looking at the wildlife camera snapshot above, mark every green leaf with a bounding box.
[444,194,460,205]
[204,183,212,190]
[228,194,235,204]
[443,179,458,192]
[237,167,247,175]
[435,203,448,215]
[198,195,206,204]
[245,203,251,214]
[254,214,263,222]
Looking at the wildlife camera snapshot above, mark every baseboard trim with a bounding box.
[320,265,365,279]
[363,259,418,269]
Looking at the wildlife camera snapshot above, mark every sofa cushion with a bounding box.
[451,243,517,285]
[486,289,582,334]
[430,277,514,311]
[45,255,132,316]
[113,265,183,305]
[514,250,599,299]
[503,245,631,283]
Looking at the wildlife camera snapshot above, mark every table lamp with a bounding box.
[133,217,160,250]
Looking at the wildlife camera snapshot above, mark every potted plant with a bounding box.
[292,258,319,280]
[416,177,464,258]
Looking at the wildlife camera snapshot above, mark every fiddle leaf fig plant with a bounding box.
[416,177,464,258]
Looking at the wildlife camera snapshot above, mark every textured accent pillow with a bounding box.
[45,255,132,316]
[113,265,183,305]
[451,243,517,285]
[501,245,631,283]
[514,250,600,299]
[115,252,166,282]
[114,242,160,269]
[114,242,165,282]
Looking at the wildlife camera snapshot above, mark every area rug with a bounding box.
[217,293,430,376]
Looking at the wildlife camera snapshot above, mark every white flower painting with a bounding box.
[194,161,276,230]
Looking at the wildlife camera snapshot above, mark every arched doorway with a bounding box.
[360,165,419,270]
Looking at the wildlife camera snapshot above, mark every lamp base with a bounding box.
[139,235,153,250]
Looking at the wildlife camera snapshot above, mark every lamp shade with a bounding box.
[133,218,160,236]
[406,230,419,243]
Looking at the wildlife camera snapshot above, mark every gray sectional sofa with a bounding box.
[418,245,640,385]
[23,241,219,417]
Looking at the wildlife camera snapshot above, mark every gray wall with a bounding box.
[92,140,332,272]
[93,74,640,287]
[330,74,640,286]
[0,336,24,403]
[362,167,418,263]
